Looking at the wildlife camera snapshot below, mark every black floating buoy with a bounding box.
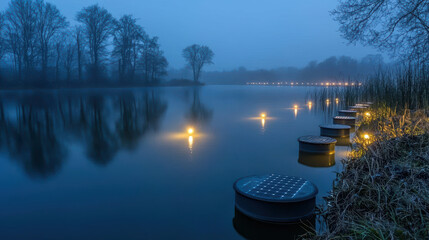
[298,135,336,155]
[333,116,356,127]
[338,109,357,117]
[320,124,351,138]
[234,174,318,223]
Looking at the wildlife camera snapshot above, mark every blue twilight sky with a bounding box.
[0,0,381,71]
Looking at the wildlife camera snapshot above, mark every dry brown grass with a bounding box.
[311,108,429,239]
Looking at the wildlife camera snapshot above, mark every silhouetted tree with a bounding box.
[112,15,144,81]
[63,36,76,82]
[182,44,214,82]
[35,0,67,79]
[141,36,168,83]
[0,12,5,62]
[5,0,38,79]
[332,0,429,63]
[74,26,84,81]
[76,4,115,79]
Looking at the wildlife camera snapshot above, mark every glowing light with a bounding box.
[294,104,298,109]
[261,118,265,129]
[364,134,370,140]
[365,112,371,117]
[187,128,194,134]
[188,136,193,152]
[308,101,312,110]
[260,113,266,118]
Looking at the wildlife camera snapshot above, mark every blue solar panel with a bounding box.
[234,174,318,202]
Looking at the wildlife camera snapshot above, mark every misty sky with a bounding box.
[1,0,381,71]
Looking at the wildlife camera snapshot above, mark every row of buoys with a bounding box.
[233,101,373,238]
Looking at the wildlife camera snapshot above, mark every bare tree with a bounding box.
[0,12,5,62]
[5,0,38,78]
[74,26,84,81]
[140,36,168,83]
[54,37,63,81]
[76,4,115,78]
[182,44,214,82]
[112,15,144,81]
[35,0,67,78]
[63,37,76,82]
[332,0,429,63]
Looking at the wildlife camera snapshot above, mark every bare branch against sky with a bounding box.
[0,0,380,71]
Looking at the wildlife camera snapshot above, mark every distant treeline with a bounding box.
[0,0,168,88]
[169,54,389,85]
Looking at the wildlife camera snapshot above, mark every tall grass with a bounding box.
[312,109,429,239]
[309,64,429,111]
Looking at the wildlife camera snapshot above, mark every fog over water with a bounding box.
[0,0,380,71]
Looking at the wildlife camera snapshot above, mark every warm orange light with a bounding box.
[365,112,371,117]
[260,113,266,118]
[188,135,193,152]
[364,134,370,140]
[187,128,194,134]
[294,104,298,109]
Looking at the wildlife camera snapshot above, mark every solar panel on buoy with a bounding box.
[320,124,351,138]
[349,105,367,112]
[234,174,318,222]
[298,135,337,154]
[333,116,356,127]
[338,109,357,117]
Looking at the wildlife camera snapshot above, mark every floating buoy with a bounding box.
[356,103,371,107]
[338,109,357,117]
[298,135,336,155]
[333,116,356,127]
[349,105,367,112]
[234,174,318,222]
[319,124,351,138]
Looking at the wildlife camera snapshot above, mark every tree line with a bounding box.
[0,0,169,86]
[169,54,387,85]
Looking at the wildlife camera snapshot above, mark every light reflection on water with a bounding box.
[0,86,349,239]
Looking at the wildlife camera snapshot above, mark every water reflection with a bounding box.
[233,208,315,240]
[0,90,168,178]
[186,88,213,125]
[1,101,66,178]
[298,152,336,167]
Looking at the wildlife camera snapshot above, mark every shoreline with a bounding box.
[311,107,429,239]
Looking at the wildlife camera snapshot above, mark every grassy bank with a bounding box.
[312,108,429,239]
[305,65,429,239]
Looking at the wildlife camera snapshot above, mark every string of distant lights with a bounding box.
[246,82,362,86]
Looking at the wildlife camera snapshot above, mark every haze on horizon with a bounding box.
[0,0,381,71]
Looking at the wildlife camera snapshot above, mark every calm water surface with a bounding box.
[0,86,348,239]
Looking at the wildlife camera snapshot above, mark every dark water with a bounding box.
[0,86,348,239]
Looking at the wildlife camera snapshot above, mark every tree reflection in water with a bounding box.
[186,87,213,125]
[0,90,168,179]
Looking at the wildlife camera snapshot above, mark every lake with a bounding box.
[0,86,349,239]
